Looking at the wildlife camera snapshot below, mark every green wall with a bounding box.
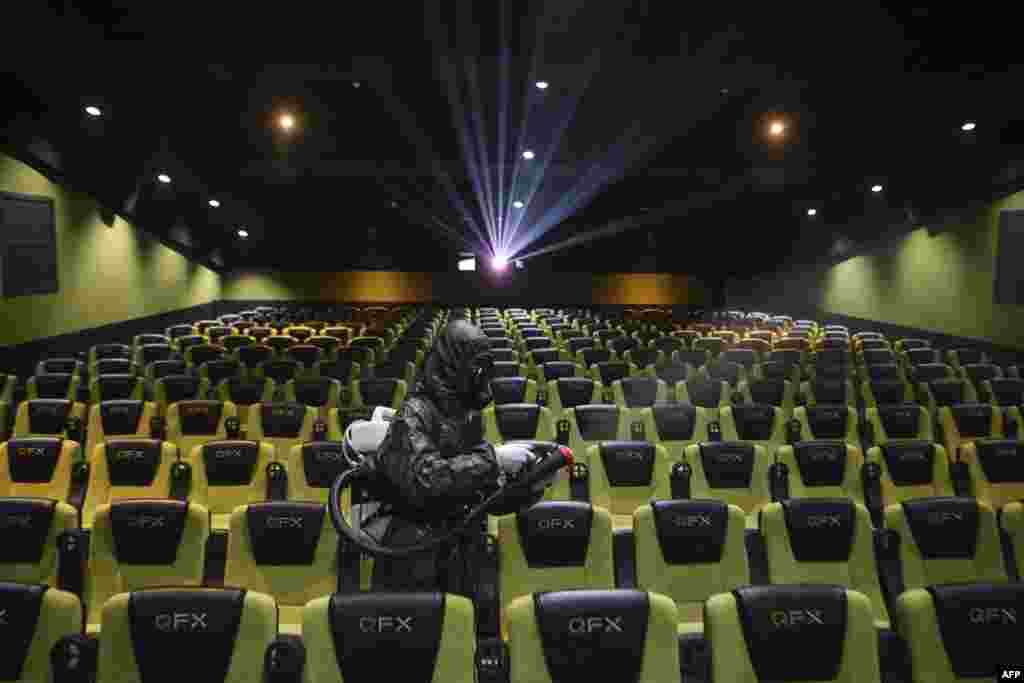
[728,190,1024,349]
[0,153,222,347]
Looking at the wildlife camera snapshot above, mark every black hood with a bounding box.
[415,319,493,414]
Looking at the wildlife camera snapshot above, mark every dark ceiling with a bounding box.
[3,2,1024,280]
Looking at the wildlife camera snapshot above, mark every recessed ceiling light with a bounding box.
[535,81,549,90]
[278,113,295,131]
[157,173,171,184]
[522,150,535,160]
[208,199,221,208]
[237,228,249,238]
[807,208,818,216]
[961,121,976,131]
[768,120,786,137]
[871,184,884,193]
[720,88,729,95]
[513,200,524,209]
[353,81,361,88]
[84,105,102,117]
[390,200,399,208]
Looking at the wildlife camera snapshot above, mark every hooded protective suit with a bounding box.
[365,319,501,590]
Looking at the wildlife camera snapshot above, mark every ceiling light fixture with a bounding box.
[84,105,102,117]
[871,184,883,193]
[535,81,549,90]
[768,120,786,137]
[807,208,818,216]
[237,228,249,238]
[961,121,976,131]
[157,173,171,184]
[522,150,535,160]
[208,199,221,208]
[278,113,296,131]
[512,200,524,209]
[492,256,508,271]
[353,81,361,88]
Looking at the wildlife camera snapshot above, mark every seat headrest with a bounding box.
[877,404,922,438]
[733,585,848,682]
[494,404,542,440]
[109,500,190,565]
[517,501,594,568]
[104,439,164,487]
[177,401,225,434]
[792,440,848,487]
[686,379,724,408]
[5,437,65,483]
[730,404,777,440]
[901,497,980,559]
[990,379,1024,407]
[160,375,202,402]
[879,441,936,486]
[599,441,656,487]
[0,582,49,681]
[974,440,1024,484]
[804,405,849,439]
[328,592,446,683]
[533,590,649,683]
[573,405,620,441]
[750,379,786,406]
[620,377,660,408]
[542,362,577,381]
[26,399,74,434]
[246,502,325,566]
[596,362,630,385]
[128,588,246,683]
[651,499,729,564]
[812,379,847,404]
[490,377,528,405]
[698,442,756,489]
[927,582,1024,678]
[301,441,352,488]
[780,498,856,562]
[259,403,306,438]
[651,404,697,441]
[201,440,260,485]
[0,498,58,565]
[99,400,146,435]
[950,403,994,437]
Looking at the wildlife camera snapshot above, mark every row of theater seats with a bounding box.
[2,305,1022,681]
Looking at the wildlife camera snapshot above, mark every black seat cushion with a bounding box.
[494,404,542,440]
[517,502,594,568]
[259,403,306,437]
[0,582,48,681]
[160,376,203,404]
[804,406,849,440]
[542,362,577,381]
[490,378,529,405]
[246,502,325,566]
[730,405,777,440]
[651,499,729,564]
[780,498,856,562]
[698,443,756,488]
[0,498,57,564]
[302,442,352,488]
[880,442,936,486]
[110,500,189,564]
[950,404,994,438]
[974,440,1024,483]
[574,405,620,441]
[927,582,1024,678]
[100,400,146,435]
[792,440,848,487]
[201,440,259,485]
[651,404,697,441]
[901,497,979,559]
[105,439,164,487]
[619,378,660,408]
[6,437,64,483]
[177,401,224,435]
[599,441,656,487]
[358,379,399,407]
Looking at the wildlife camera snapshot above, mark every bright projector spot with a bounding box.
[492,257,508,271]
[458,256,476,271]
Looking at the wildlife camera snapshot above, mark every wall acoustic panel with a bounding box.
[0,190,58,297]
[995,209,1024,305]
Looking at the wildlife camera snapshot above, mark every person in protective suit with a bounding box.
[364,318,502,591]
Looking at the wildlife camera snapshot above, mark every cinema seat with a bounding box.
[0,583,83,683]
[89,343,133,367]
[0,498,78,586]
[217,377,277,427]
[793,404,861,448]
[801,376,856,409]
[236,344,275,372]
[895,583,1024,683]
[144,360,188,383]
[498,501,615,614]
[316,358,360,385]
[284,377,342,419]
[16,390,86,439]
[545,377,602,422]
[96,587,277,683]
[885,497,1007,595]
[287,440,354,504]
[0,437,81,502]
[350,378,407,411]
[632,500,749,631]
[303,592,476,683]
[958,439,1024,509]
[587,441,672,527]
[959,363,1003,402]
[84,399,157,465]
[222,335,256,354]
[188,439,276,530]
[199,359,244,390]
[86,500,210,629]
[562,405,631,462]
[705,585,880,683]
[640,403,711,463]
[136,343,177,367]
[939,403,1004,462]
[89,374,145,404]
[154,375,210,415]
[490,377,539,406]
[866,442,954,508]
[507,590,679,683]
[736,377,796,420]
[247,402,318,459]
[224,502,338,633]
[720,404,786,458]
[774,440,865,502]
[683,442,771,525]
[677,378,731,415]
[483,403,556,444]
[986,378,1024,410]
[165,400,237,458]
[611,376,668,423]
[866,404,934,444]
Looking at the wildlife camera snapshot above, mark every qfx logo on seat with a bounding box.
[0,514,33,529]
[537,518,576,531]
[671,514,713,528]
[568,616,623,633]
[804,448,842,463]
[154,612,208,632]
[15,446,50,458]
[314,450,344,463]
[969,608,1016,625]
[359,616,413,633]
[213,448,243,460]
[107,404,136,417]
[806,515,842,528]
[927,511,964,526]
[713,452,746,465]
[897,449,929,462]
[267,516,304,529]
[112,449,148,463]
[127,515,166,529]
[770,609,825,627]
